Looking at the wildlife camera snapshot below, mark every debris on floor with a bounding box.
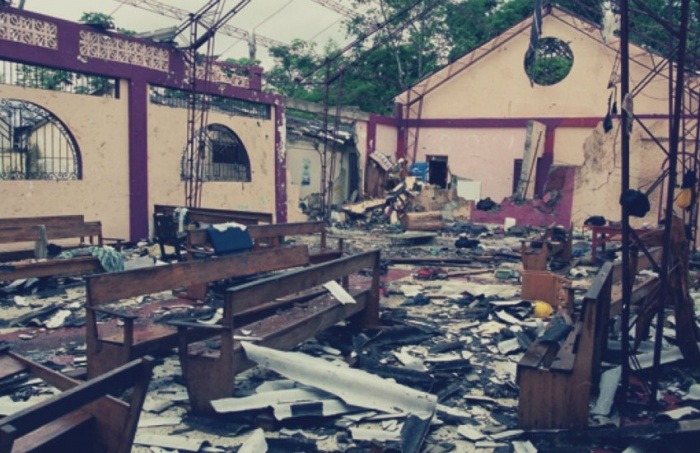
[2,222,700,453]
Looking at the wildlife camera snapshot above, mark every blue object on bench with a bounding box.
[206,225,253,255]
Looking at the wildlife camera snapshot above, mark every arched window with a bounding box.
[0,99,81,180]
[181,124,251,182]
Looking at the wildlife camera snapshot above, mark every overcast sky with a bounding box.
[20,0,355,68]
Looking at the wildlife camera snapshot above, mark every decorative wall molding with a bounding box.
[79,30,169,72]
[197,64,250,89]
[0,12,57,49]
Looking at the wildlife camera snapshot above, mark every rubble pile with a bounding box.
[2,225,700,452]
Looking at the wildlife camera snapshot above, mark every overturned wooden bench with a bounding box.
[0,219,113,282]
[174,249,381,413]
[85,245,310,378]
[187,221,343,264]
[0,347,152,453]
[517,261,613,430]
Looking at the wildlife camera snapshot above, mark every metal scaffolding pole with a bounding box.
[649,0,692,406]
[619,0,632,407]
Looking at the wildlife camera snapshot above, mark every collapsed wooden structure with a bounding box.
[0,347,152,453]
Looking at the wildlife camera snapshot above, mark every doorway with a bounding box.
[427,155,448,188]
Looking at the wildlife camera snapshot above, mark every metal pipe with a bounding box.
[650,0,691,408]
[619,0,632,411]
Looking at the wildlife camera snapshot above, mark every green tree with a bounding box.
[79,12,115,30]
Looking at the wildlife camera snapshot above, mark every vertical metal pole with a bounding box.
[321,64,330,220]
[619,0,632,408]
[650,0,691,406]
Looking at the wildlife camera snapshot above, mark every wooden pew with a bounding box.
[188,221,343,264]
[85,246,310,378]
[154,204,273,226]
[521,226,573,272]
[152,205,273,260]
[174,249,381,413]
[517,261,614,430]
[0,221,111,282]
[0,348,152,453]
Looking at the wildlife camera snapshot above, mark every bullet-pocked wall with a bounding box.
[395,5,684,226]
[0,81,130,240]
[0,6,284,240]
[147,102,278,226]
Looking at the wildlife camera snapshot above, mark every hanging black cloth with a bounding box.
[619,189,650,217]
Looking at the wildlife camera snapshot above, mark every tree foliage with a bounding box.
[263,0,700,114]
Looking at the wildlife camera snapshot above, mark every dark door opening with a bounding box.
[428,156,448,188]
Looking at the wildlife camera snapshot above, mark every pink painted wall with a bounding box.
[147,103,278,232]
[0,81,130,239]
[395,7,682,227]
[375,124,398,160]
[414,127,526,201]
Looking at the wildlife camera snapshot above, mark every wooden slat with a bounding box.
[0,216,84,229]
[0,356,26,381]
[0,359,149,439]
[517,341,554,370]
[0,256,101,281]
[0,222,101,244]
[224,250,379,316]
[197,290,369,361]
[154,205,272,223]
[87,246,309,304]
[9,410,94,452]
[247,221,324,238]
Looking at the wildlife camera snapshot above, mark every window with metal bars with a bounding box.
[181,124,251,182]
[0,99,81,181]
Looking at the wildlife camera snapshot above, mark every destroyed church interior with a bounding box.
[3,0,700,451]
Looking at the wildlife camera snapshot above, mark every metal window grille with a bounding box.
[149,85,270,120]
[0,59,117,97]
[0,99,81,181]
[181,124,251,182]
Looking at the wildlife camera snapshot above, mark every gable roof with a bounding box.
[395,4,675,107]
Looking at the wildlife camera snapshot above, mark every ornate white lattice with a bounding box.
[0,12,57,49]
[197,64,250,89]
[79,31,169,72]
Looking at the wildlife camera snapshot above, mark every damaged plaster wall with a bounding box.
[0,81,130,240]
[148,104,277,223]
[572,120,666,226]
[553,128,594,166]
[414,127,527,201]
[375,124,398,159]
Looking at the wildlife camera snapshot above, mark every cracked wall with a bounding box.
[572,120,666,226]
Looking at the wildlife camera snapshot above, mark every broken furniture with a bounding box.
[174,249,381,412]
[0,218,116,282]
[0,347,153,453]
[153,205,273,261]
[517,262,613,430]
[521,226,572,271]
[187,221,343,264]
[585,223,649,262]
[520,270,574,310]
[84,246,310,378]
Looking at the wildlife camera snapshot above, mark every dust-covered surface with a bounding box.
[2,225,700,453]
